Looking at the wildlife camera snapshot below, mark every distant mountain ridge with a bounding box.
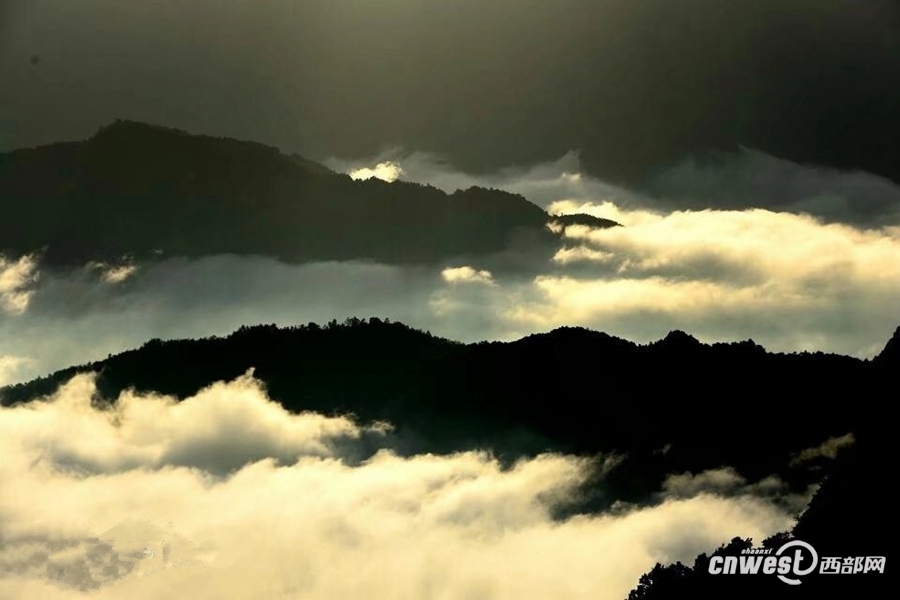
[0,120,615,268]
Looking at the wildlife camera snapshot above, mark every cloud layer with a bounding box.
[0,374,796,599]
[503,200,900,354]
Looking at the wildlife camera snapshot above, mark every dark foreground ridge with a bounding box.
[2,319,894,596]
[3,319,895,497]
[627,418,893,598]
[0,120,616,268]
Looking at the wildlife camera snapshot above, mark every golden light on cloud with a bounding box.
[87,262,139,284]
[552,246,614,265]
[0,373,795,599]
[549,200,900,285]
[0,253,39,315]
[349,161,405,182]
[432,202,900,355]
[441,266,496,286]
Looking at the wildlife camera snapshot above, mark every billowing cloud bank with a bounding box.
[0,374,796,599]
[516,200,900,355]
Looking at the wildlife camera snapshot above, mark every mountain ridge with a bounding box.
[0,120,617,269]
[6,318,894,406]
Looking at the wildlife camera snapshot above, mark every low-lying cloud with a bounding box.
[0,257,446,383]
[661,468,815,515]
[441,266,496,286]
[789,434,856,467]
[10,371,389,475]
[86,261,139,284]
[0,373,797,599]
[0,253,39,315]
[499,201,900,355]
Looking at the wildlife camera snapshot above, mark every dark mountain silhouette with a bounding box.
[626,418,892,599]
[625,330,896,598]
[873,326,900,367]
[2,318,893,513]
[549,213,622,230]
[0,120,615,268]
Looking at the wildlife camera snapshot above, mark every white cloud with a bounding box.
[0,373,797,599]
[441,266,495,286]
[0,253,39,314]
[349,161,405,182]
[662,468,815,515]
[496,201,900,356]
[0,355,35,387]
[552,246,614,265]
[547,201,900,285]
[8,370,388,475]
[88,261,139,284]
[663,468,747,497]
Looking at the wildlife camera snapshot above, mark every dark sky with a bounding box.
[2,0,898,183]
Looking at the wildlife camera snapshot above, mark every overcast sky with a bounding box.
[2,0,899,184]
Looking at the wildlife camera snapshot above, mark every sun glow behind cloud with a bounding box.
[349,161,405,182]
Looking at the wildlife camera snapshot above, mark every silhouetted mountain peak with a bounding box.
[515,326,629,349]
[93,119,192,139]
[89,119,286,164]
[655,330,702,349]
[874,325,900,364]
[91,120,337,178]
[0,121,562,267]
